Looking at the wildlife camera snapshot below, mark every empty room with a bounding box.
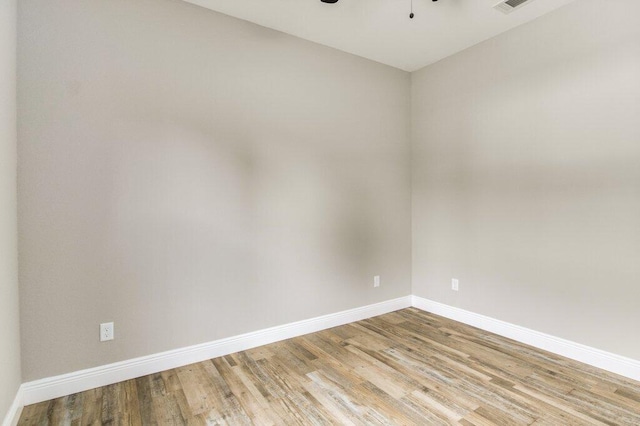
[1,0,640,424]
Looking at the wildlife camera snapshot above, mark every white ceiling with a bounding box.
[183,0,577,72]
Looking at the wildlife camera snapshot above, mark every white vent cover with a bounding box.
[493,0,538,14]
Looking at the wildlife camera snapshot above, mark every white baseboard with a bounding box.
[411,296,640,382]
[1,386,23,426]
[15,295,640,412]
[21,296,412,406]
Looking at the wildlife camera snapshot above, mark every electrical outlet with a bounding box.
[451,279,459,291]
[374,275,381,288]
[100,322,114,342]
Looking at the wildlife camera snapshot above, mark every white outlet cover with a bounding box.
[100,322,114,342]
[374,275,381,288]
[452,279,459,291]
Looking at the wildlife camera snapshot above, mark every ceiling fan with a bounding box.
[320,0,439,19]
[321,0,439,2]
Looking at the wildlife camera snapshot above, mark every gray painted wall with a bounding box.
[412,0,640,359]
[18,0,411,381]
[17,0,640,386]
[0,0,21,419]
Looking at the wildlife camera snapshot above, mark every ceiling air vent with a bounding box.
[493,0,537,14]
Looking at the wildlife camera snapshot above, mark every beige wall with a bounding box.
[18,0,411,381]
[0,0,21,419]
[412,0,640,359]
[19,0,640,385]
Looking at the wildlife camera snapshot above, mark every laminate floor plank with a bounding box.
[18,308,640,425]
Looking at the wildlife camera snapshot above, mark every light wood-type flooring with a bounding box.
[19,308,640,425]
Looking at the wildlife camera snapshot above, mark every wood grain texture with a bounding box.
[18,308,640,425]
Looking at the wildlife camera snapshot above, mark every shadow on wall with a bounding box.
[93,116,390,344]
[18,0,411,380]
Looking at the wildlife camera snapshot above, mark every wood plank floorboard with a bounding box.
[18,308,640,425]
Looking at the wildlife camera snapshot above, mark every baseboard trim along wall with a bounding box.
[412,296,640,382]
[13,294,640,413]
[1,386,23,426]
[20,296,412,406]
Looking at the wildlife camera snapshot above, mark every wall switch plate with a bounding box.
[452,279,459,291]
[374,275,381,288]
[100,322,114,342]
